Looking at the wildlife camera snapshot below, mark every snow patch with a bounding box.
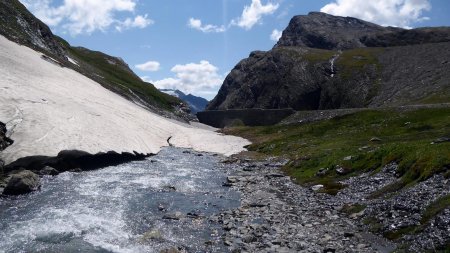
[0,35,250,164]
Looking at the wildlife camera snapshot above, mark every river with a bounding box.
[0,148,240,253]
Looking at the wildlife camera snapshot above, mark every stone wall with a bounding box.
[197,109,295,128]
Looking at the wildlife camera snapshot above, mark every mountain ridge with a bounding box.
[160,89,209,114]
[207,12,450,111]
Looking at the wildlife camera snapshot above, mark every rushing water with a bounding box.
[0,148,240,253]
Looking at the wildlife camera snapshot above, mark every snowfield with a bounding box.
[0,36,250,164]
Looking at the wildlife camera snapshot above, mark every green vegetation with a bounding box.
[224,108,450,195]
[274,47,337,63]
[68,47,180,110]
[336,47,384,80]
[421,194,450,224]
[302,48,337,63]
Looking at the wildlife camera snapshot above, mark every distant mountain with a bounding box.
[0,0,182,116]
[160,89,209,114]
[207,12,450,111]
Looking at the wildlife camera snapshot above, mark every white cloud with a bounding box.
[116,14,154,32]
[188,18,226,33]
[19,0,153,35]
[151,61,224,98]
[320,0,431,28]
[135,61,160,72]
[270,29,282,41]
[231,0,279,30]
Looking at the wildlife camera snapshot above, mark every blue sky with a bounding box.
[21,0,450,100]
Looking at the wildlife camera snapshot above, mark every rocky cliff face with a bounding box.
[207,12,450,111]
[0,0,66,58]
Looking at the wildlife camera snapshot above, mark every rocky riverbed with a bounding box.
[216,157,449,253]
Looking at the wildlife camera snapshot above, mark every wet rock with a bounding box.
[3,170,41,195]
[161,185,176,192]
[163,212,183,220]
[159,247,180,253]
[39,166,59,176]
[139,229,163,243]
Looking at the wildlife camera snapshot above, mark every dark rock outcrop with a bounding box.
[276,12,450,50]
[2,170,40,195]
[0,122,13,152]
[4,150,152,174]
[207,12,450,111]
[0,0,66,58]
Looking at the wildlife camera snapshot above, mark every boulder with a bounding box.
[3,170,41,195]
[39,166,59,176]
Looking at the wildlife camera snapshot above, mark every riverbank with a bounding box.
[216,156,396,253]
[222,107,450,252]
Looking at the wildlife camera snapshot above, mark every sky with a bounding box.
[20,0,450,100]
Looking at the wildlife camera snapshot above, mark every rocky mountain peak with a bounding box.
[275,12,389,50]
[275,12,450,50]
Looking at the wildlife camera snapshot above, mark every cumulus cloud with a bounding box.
[116,14,154,32]
[150,61,224,98]
[270,29,282,41]
[188,0,279,33]
[188,18,226,33]
[231,0,279,30]
[320,0,431,28]
[20,0,153,35]
[135,61,160,72]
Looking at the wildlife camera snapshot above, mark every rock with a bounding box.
[69,168,83,173]
[343,156,353,161]
[159,247,180,253]
[311,184,324,191]
[222,182,233,187]
[3,170,41,195]
[344,232,355,238]
[431,137,450,144]
[39,166,59,176]
[370,137,382,142]
[162,212,183,220]
[161,185,176,192]
[140,229,163,242]
[323,248,336,253]
[335,165,351,175]
[316,168,329,177]
[265,173,285,178]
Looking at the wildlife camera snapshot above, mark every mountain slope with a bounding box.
[160,89,209,114]
[0,32,249,164]
[207,12,450,111]
[0,0,181,114]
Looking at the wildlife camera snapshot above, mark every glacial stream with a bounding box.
[0,148,240,253]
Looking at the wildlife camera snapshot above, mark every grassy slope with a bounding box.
[225,108,450,244]
[224,108,450,195]
[67,47,180,111]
